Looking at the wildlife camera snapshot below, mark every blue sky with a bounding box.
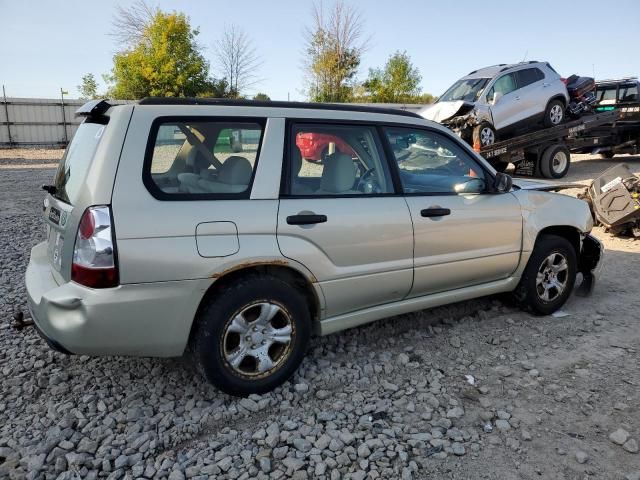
[1,0,639,100]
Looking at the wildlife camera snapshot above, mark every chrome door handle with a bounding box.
[515,96,521,100]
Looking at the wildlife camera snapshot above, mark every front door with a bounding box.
[383,126,523,297]
[487,72,521,131]
[277,122,414,318]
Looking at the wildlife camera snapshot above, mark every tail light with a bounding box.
[72,206,119,288]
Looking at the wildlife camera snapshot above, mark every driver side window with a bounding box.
[487,73,517,103]
[384,127,487,195]
[286,123,394,196]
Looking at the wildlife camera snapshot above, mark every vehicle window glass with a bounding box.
[597,86,618,105]
[288,124,393,196]
[487,73,517,103]
[53,121,106,205]
[439,78,490,102]
[146,120,263,197]
[384,127,487,195]
[516,68,543,88]
[618,84,639,103]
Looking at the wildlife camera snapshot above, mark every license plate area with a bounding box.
[47,228,64,271]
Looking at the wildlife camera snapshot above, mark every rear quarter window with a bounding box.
[53,121,106,205]
[144,118,264,200]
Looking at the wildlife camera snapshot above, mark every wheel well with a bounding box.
[188,264,320,345]
[548,95,567,108]
[536,226,580,254]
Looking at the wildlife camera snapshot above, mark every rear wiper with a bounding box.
[42,184,57,195]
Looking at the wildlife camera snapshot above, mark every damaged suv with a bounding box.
[25,98,602,396]
[422,61,569,147]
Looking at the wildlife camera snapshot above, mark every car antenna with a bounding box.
[521,50,528,62]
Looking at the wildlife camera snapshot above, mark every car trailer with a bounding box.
[475,110,619,178]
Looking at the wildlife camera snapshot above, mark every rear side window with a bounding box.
[53,121,106,205]
[515,68,544,88]
[144,119,264,199]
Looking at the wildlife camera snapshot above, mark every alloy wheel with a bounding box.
[535,252,569,302]
[221,302,294,378]
[549,104,564,125]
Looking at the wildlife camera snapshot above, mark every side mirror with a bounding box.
[494,172,513,193]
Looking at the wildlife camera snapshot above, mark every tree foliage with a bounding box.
[253,93,271,101]
[213,24,262,98]
[107,9,219,99]
[77,73,99,99]
[363,51,424,103]
[304,0,368,102]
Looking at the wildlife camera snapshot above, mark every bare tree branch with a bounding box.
[109,0,158,48]
[213,24,262,97]
[302,0,369,102]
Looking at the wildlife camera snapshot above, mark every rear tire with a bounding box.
[601,151,615,159]
[193,275,311,396]
[540,144,571,178]
[513,234,577,315]
[544,99,565,127]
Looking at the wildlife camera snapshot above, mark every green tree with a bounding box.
[106,10,217,99]
[253,93,271,101]
[77,73,99,99]
[363,51,423,103]
[304,1,367,102]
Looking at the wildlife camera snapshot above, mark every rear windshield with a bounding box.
[439,78,490,103]
[53,121,106,205]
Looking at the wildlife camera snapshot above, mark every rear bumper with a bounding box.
[25,241,209,357]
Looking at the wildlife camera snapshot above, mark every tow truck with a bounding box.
[474,110,619,178]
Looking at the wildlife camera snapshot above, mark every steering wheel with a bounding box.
[356,167,380,193]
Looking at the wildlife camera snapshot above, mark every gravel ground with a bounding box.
[1,149,639,480]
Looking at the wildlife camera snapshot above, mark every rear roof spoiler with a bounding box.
[75,99,111,117]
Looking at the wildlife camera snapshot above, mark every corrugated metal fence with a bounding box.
[0,97,427,147]
[0,97,131,147]
[0,97,85,146]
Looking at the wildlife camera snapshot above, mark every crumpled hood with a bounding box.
[513,178,583,192]
[420,101,474,123]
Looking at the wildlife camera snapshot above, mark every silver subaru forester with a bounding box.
[25,98,602,396]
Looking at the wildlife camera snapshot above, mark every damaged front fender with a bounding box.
[575,234,604,297]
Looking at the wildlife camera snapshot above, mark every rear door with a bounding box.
[382,126,523,296]
[277,121,414,318]
[514,67,546,121]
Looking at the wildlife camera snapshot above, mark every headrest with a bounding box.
[320,153,356,193]
[218,156,252,185]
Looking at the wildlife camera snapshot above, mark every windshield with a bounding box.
[439,78,490,102]
[53,121,105,205]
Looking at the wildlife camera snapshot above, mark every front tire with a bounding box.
[193,275,311,396]
[601,151,615,159]
[513,234,577,315]
[473,122,497,148]
[544,99,565,127]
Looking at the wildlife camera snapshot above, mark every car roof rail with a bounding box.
[137,97,423,118]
